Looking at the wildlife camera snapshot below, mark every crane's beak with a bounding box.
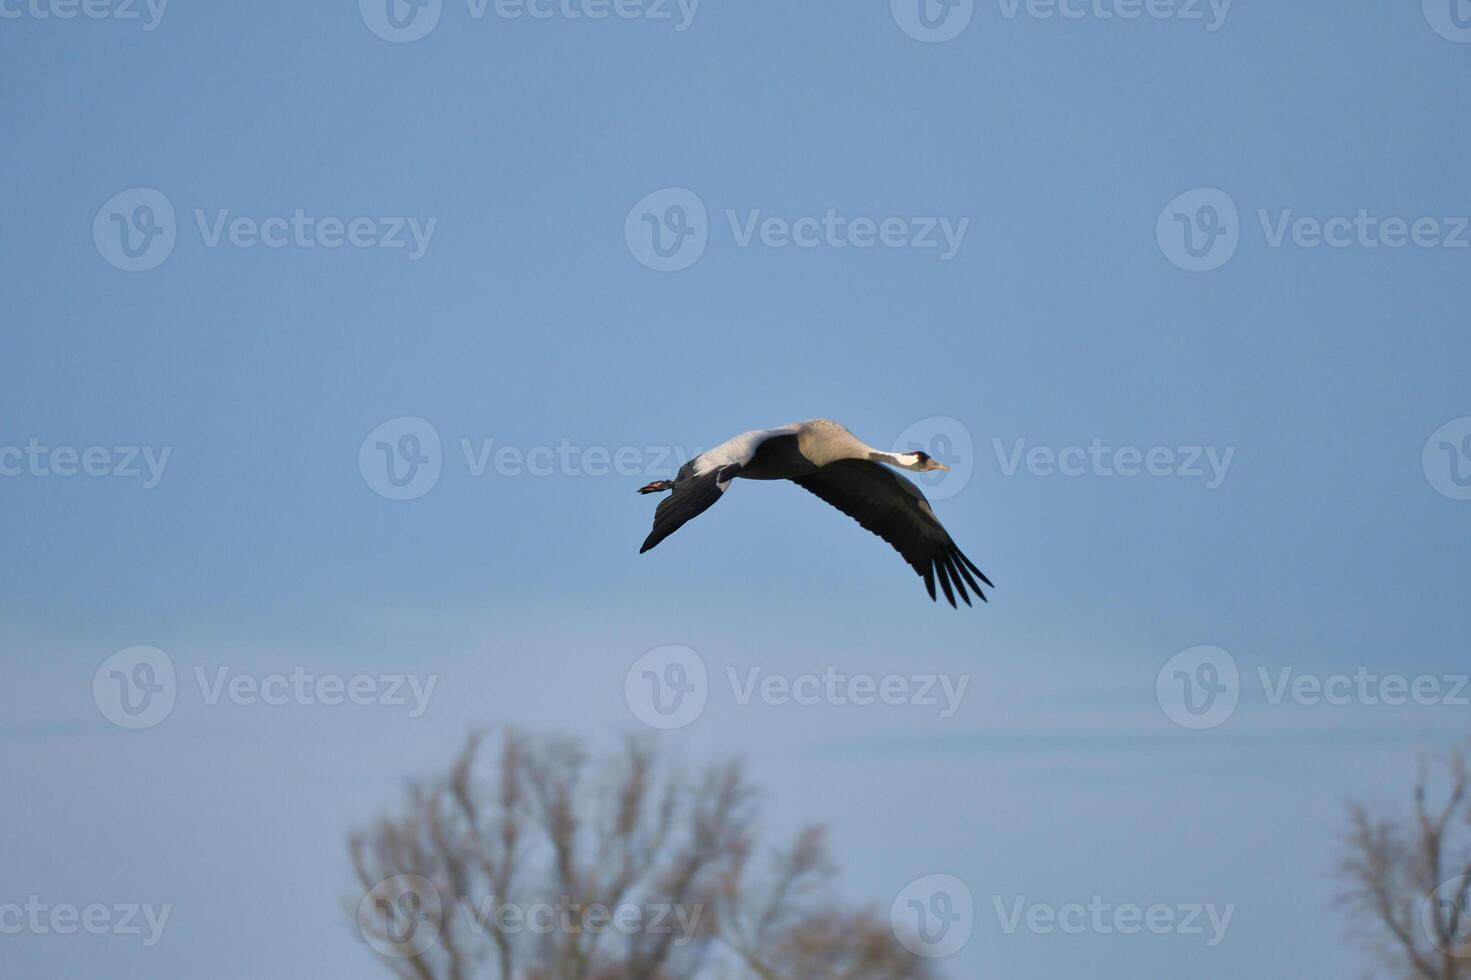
[929,460,950,472]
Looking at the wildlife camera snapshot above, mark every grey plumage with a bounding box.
[636,419,993,606]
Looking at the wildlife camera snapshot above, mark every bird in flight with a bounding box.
[636,419,992,606]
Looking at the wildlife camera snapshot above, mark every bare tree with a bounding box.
[1341,743,1471,979]
[347,730,932,980]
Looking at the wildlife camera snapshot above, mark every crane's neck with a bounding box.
[867,449,924,471]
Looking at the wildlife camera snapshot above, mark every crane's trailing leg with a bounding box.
[636,480,675,495]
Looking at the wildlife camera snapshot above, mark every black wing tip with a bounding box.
[921,550,992,607]
[948,555,974,607]
[935,557,958,607]
[958,549,995,589]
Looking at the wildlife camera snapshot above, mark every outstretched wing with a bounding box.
[639,426,796,554]
[790,459,992,606]
[639,459,740,554]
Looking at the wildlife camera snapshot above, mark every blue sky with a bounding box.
[2,1,1470,977]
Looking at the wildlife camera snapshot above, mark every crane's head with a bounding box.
[897,450,949,473]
